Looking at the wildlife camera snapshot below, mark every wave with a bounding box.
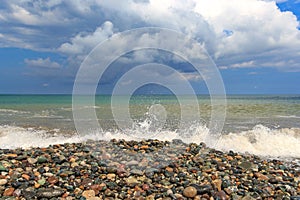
[0,109,30,114]
[0,124,299,160]
[276,115,300,119]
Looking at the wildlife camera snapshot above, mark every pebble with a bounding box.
[130,169,144,176]
[127,160,139,166]
[0,179,8,186]
[21,174,30,181]
[3,187,14,196]
[0,164,7,172]
[48,176,58,184]
[239,161,252,169]
[0,139,299,199]
[36,188,64,198]
[126,176,139,186]
[254,172,269,181]
[27,157,37,165]
[106,173,116,180]
[82,190,96,198]
[214,190,227,200]
[183,186,197,198]
[37,156,48,163]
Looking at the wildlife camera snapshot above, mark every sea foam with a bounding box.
[0,123,299,160]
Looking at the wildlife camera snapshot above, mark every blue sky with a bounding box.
[0,0,299,94]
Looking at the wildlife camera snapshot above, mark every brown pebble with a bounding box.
[106,173,116,180]
[3,187,14,196]
[214,190,227,200]
[22,174,30,181]
[0,179,8,185]
[48,176,59,184]
[142,184,150,191]
[140,145,149,149]
[165,167,173,172]
[62,192,69,198]
[213,179,222,191]
[82,189,96,198]
[5,154,18,158]
[34,182,41,188]
[183,186,197,198]
[254,172,269,181]
[90,184,102,195]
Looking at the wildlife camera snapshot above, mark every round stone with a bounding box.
[183,186,197,198]
[0,179,8,186]
[82,190,96,198]
[107,173,116,180]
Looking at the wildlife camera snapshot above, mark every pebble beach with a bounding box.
[0,139,299,200]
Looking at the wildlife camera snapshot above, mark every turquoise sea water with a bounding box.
[0,94,299,131]
[0,94,299,159]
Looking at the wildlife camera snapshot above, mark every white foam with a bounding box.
[0,109,29,114]
[0,125,94,149]
[215,125,300,158]
[276,115,300,119]
[0,124,299,160]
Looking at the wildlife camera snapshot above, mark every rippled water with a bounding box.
[0,94,299,159]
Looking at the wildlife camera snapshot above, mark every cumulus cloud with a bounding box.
[0,0,299,75]
[25,57,60,69]
[58,21,114,55]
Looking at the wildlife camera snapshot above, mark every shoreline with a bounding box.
[0,139,300,199]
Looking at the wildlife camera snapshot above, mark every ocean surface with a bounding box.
[0,94,300,160]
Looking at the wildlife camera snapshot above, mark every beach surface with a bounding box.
[0,139,299,199]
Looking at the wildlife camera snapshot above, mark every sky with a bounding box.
[0,0,299,94]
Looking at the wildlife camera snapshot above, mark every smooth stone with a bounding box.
[189,184,212,195]
[269,177,279,184]
[106,166,117,173]
[127,160,139,166]
[37,178,44,186]
[0,179,8,186]
[82,190,96,198]
[47,176,58,184]
[81,178,93,187]
[43,173,54,177]
[37,188,64,198]
[3,188,14,196]
[106,173,116,180]
[0,164,8,172]
[13,189,22,197]
[239,161,252,169]
[214,190,227,200]
[37,156,48,163]
[130,169,143,176]
[213,179,222,191]
[22,187,36,199]
[254,172,269,181]
[27,158,37,165]
[71,162,79,168]
[183,186,197,198]
[126,176,139,186]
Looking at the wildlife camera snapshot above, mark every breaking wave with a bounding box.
[0,123,299,160]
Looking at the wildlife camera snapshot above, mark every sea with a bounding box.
[0,94,299,161]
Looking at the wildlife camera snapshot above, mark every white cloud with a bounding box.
[58,21,114,55]
[25,57,60,69]
[0,0,299,73]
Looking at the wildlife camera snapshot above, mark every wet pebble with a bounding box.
[0,139,299,199]
[183,186,197,198]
